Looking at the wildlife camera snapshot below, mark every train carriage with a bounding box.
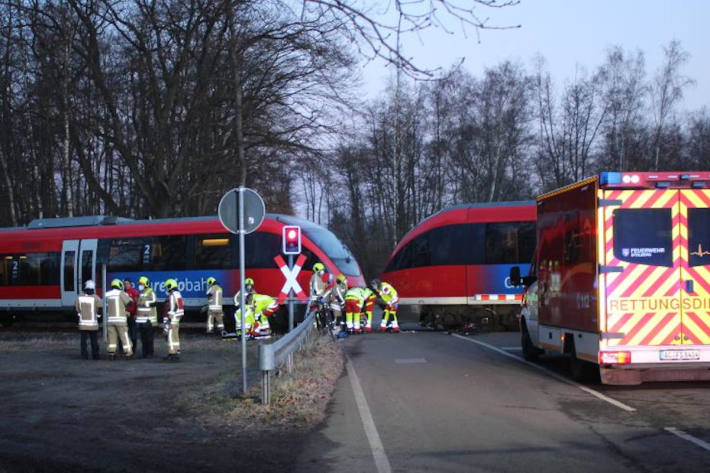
[0,214,364,326]
[381,201,536,330]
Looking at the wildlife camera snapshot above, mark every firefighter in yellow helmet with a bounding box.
[163,278,184,361]
[309,263,329,305]
[324,274,348,328]
[136,276,157,358]
[205,276,224,334]
[105,279,134,359]
[75,280,102,360]
[233,277,255,308]
[372,279,400,333]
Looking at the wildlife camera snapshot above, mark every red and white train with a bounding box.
[380,201,536,329]
[0,214,365,325]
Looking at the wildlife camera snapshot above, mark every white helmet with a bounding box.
[84,280,96,290]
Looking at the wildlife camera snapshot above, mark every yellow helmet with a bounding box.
[138,276,149,286]
[313,262,325,273]
[164,279,178,291]
[206,277,217,286]
[245,277,254,286]
[336,274,346,284]
[111,279,124,290]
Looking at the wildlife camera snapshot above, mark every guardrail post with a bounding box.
[262,371,270,405]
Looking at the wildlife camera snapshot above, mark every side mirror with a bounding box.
[509,266,522,287]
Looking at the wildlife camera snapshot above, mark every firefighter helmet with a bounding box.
[138,276,149,286]
[245,277,254,286]
[164,279,178,291]
[206,277,217,286]
[84,280,96,290]
[111,279,124,290]
[336,274,346,284]
[313,262,325,273]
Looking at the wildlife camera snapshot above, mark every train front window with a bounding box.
[303,227,361,276]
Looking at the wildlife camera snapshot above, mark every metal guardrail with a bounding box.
[259,311,317,405]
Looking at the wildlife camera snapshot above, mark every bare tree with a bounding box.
[651,40,694,170]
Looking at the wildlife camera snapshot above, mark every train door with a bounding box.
[79,239,98,294]
[61,240,79,306]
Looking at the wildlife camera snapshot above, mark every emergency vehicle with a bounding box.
[511,172,710,384]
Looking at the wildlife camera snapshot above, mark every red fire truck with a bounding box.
[511,172,710,384]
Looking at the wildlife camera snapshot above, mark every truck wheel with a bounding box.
[569,352,599,383]
[521,324,539,361]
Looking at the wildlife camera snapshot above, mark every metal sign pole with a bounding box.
[238,187,248,394]
[102,264,107,343]
[288,254,294,331]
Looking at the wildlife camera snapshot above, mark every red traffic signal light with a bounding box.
[282,225,301,254]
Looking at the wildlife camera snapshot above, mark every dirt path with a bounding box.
[0,331,316,473]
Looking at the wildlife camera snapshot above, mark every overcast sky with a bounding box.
[359,0,709,112]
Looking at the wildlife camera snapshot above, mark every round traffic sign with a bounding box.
[218,187,265,234]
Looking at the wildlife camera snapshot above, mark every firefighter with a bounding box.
[105,279,134,359]
[362,285,377,333]
[324,274,347,328]
[234,293,256,337]
[163,278,184,361]
[233,277,255,308]
[344,286,366,334]
[205,276,224,334]
[372,279,400,332]
[136,276,157,358]
[251,293,279,338]
[75,280,102,360]
[123,278,139,352]
[309,263,329,306]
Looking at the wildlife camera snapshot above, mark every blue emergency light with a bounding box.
[600,172,622,186]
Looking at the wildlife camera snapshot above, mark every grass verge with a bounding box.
[179,334,344,432]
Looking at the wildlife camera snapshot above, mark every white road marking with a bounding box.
[665,427,710,452]
[346,357,392,473]
[452,334,636,412]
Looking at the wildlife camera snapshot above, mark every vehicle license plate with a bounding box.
[660,350,700,361]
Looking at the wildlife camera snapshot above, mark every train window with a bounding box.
[245,232,281,268]
[63,251,75,291]
[429,224,479,265]
[410,234,431,267]
[486,222,535,264]
[108,239,146,272]
[302,227,362,276]
[81,250,93,286]
[0,253,60,286]
[150,236,187,270]
[195,234,234,269]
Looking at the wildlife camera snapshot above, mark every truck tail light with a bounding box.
[599,351,631,365]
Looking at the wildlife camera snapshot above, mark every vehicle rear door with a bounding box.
[679,190,710,345]
[601,189,682,347]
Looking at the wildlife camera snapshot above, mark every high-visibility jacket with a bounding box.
[75,292,102,331]
[252,294,277,315]
[379,282,398,305]
[345,287,366,304]
[136,288,158,324]
[105,289,132,324]
[166,290,184,325]
[309,272,329,300]
[207,284,223,311]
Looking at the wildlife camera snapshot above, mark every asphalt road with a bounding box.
[298,329,710,473]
